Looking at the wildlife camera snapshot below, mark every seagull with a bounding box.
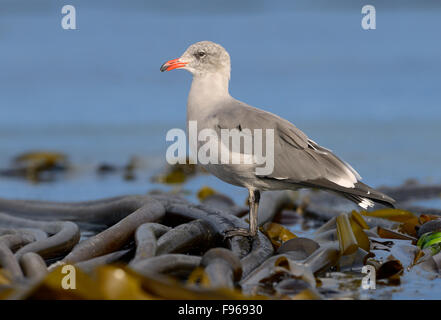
[160,41,395,238]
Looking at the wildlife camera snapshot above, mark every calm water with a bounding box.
[0,0,440,205]
[1,0,441,300]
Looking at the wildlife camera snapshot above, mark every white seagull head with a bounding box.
[161,41,231,79]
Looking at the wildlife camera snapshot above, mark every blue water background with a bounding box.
[0,0,440,204]
[1,0,441,300]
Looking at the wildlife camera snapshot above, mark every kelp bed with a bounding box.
[1,153,441,299]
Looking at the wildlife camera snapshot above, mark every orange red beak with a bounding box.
[160,58,188,72]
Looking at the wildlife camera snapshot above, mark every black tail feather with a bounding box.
[341,192,395,209]
[288,178,396,208]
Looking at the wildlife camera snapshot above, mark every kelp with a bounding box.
[350,211,369,230]
[377,226,417,242]
[187,267,211,288]
[348,214,370,252]
[0,233,35,280]
[261,222,296,249]
[0,180,440,300]
[19,252,48,280]
[199,248,242,289]
[360,208,416,222]
[130,223,170,264]
[76,250,132,273]
[152,159,206,184]
[336,214,358,255]
[361,208,421,237]
[96,156,141,181]
[366,237,418,286]
[62,198,165,263]
[197,186,217,201]
[376,260,404,282]
[417,219,441,237]
[417,231,441,255]
[130,254,202,279]
[0,151,69,183]
[155,219,216,255]
[241,241,338,292]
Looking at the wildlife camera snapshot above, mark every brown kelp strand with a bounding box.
[130,223,171,264]
[130,254,202,278]
[162,202,273,278]
[75,249,132,273]
[200,248,242,289]
[197,203,274,269]
[240,239,321,289]
[15,222,80,261]
[0,233,35,280]
[156,219,216,255]
[0,228,47,241]
[0,182,440,299]
[240,232,275,278]
[0,213,80,260]
[62,198,165,264]
[19,252,48,280]
[198,210,273,278]
[0,195,149,226]
[164,203,251,258]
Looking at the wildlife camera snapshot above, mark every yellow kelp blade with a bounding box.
[349,217,370,252]
[20,265,103,299]
[360,208,416,223]
[419,214,441,225]
[336,214,358,255]
[350,211,369,229]
[261,222,297,249]
[187,267,211,288]
[14,264,264,300]
[0,269,11,286]
[96,266,155,299]
[360,208,420,237]
[130,270,261,300]
[377,226,417,242]
[197,186,216,201]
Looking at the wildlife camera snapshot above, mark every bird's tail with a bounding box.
[282,177,396,209]
[339,181,395,209]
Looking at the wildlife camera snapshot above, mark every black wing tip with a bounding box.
[376,197,396,208]
[354,181,396,208]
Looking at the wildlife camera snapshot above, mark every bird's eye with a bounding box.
[197,51,206,58]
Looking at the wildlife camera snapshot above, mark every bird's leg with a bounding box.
[248,189,260,236]
[224,189,260,238]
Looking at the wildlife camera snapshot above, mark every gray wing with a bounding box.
[212,99,361,188]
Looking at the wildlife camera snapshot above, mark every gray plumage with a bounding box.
[161,41,395,237]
